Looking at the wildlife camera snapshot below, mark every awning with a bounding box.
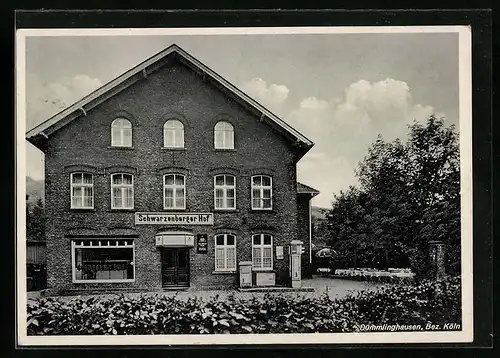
[155,231,195,247]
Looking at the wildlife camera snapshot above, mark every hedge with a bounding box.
[27,276,461,335]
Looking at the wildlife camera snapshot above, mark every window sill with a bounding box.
[107,208,135,212]
[108,146,134,150]
[70,208,96,213]
[250,209,274,213]
[213,148,236,152]
[162,208,188,211]
[252,269,276,273]
[212,271,237,275]
[161,147,186,151]
[214,209,239,213]
[73,279,135,284]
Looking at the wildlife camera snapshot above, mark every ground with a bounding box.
[27,276,388,302]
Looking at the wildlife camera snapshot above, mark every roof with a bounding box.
[297,182,320,197]
[26,44,314,155]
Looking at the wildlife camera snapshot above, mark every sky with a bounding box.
[23,30,459,208]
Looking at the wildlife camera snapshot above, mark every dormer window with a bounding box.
[111,118,132,147]
[214,121,234,149]
[164,119,184,148]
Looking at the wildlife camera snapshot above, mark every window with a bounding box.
[163,174,186,209]
[72,239,134,283]
[164,119,184,148]
[111,118,132,147]
[111,173,134,209]
[70,173,94,209]
[252,234,273,270]
[214,121,234,149]
[215,234,236,272]
[251,175,272,210]
[214,174,236,210]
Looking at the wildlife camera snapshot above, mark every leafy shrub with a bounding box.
[27,276,461,335]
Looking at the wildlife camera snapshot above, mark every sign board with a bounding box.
[276,246,284,259]
[197,234,208,254]
[255,272,275,286]
[155,233,195,247]
[135,212,213,225]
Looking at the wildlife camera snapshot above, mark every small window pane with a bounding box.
[263,235,272,245]
[262,176,271,187]
[253,235,261,245]
[83,187,93,197]
[215,176,224,186]
[83,196,93,208]
[263,198,272,209]
[215,188,224,199]
[215,235,224,245]
[174,175,184,186]
[226,188,235,198]
[72,173,82,184]
[226,235,235,246]
[252,198,261,208]
[165,175,174,185]
[175,196,184,208]
[227,198,235,208]
[164,197,173,208]
[226,176,235,186]
[83,174,93,184]
[252,176,261,186]
[123,174,132,185]
[263,189,271,199]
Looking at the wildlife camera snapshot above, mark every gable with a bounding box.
[26,44,314,157]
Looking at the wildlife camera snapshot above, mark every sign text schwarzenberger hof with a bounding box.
[135,212,214,225]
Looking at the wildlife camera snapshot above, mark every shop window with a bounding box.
[251,175,272,210]
[214,234,236,272]
[111,173,134,209]
[163,174,186,209]
[214,174,236,210]
[214,121,234,149]
[70,172,94,209]
[72,239,135,283]
[111,118,132,147]
[164,119,184,148]
[252,234,273,270]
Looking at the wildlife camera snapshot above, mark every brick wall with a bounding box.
[44,59,303,292]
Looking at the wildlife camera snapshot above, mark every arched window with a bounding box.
[252,234,273,270]
[163,174,186,209]
[214,174,236,210]
[251,175,273,210]
[214,233,236,272]
[164,119,184,148]
[70,172,94,209]
[111,118,132,147]
[214,121,234,149]
[111,173,134,209]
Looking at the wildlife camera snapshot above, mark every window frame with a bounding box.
[214,121,234,150]
[251,175,273,210]
[71,239,135,284]
[213,174,236,210]
[252,234,274,271]
[110,173,134,210]
[70,172,94,209]
[163,174,186,210]
[111,118,133,147]
[163,119,185,148]
[214,233,237,272]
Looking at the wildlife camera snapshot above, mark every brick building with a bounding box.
[26,44,319,294]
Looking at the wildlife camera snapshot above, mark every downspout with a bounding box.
[309,195,312,264]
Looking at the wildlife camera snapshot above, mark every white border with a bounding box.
[16,26,473,346]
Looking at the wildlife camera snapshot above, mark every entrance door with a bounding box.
[161,248,190,287]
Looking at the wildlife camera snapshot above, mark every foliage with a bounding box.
[26,198,46,241]
[27,276,461,335]
[326,116,461,278]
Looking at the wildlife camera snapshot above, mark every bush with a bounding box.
[27,276,461,335]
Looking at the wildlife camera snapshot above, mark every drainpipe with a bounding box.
[309,196,312,265]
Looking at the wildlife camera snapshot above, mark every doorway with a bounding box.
[161,248,190,287]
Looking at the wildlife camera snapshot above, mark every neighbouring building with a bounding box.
[26,44,319,294]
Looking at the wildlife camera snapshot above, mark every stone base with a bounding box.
[237,286,314,293]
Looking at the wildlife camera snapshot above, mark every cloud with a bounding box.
[288,78,444,207]
[26,74,103,129]
[240,78,290,112]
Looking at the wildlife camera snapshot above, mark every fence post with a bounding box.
[429,240,446,280]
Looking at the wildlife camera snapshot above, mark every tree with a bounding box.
[327,116,460,279]
[26,198,46,241]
